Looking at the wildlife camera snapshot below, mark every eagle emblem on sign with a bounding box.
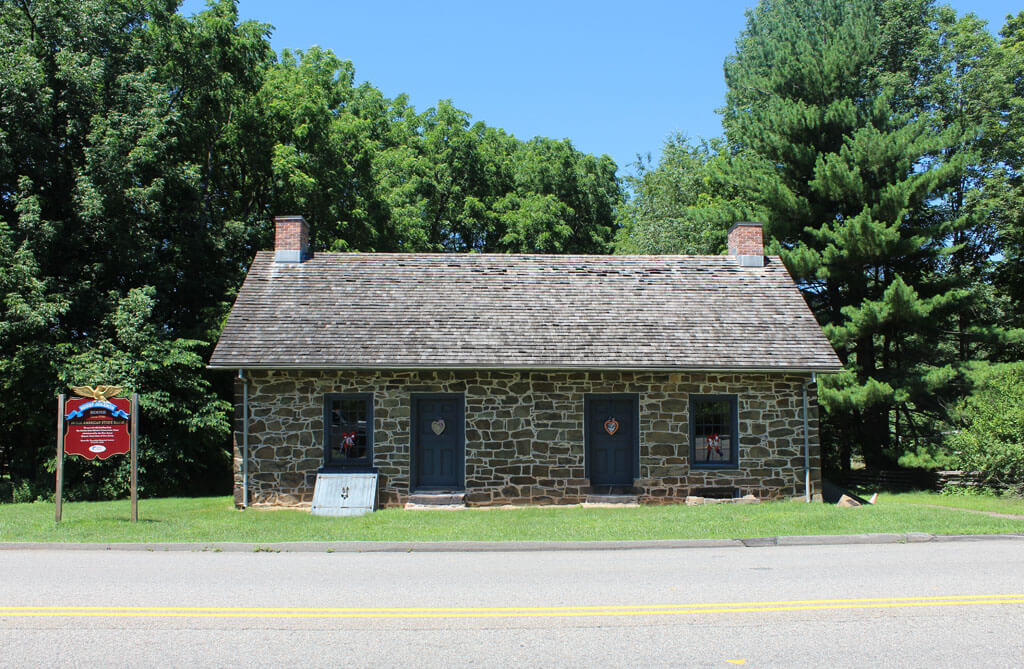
[70,385,123,401]
[603,418,619,436]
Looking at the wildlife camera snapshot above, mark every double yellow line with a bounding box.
[2,595,1023,619]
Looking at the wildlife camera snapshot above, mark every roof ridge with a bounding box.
[254,250,784,260]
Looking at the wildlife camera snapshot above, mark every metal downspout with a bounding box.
[239,369,249,508]
[803,373,816,502]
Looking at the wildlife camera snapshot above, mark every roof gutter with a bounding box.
[209,363,844,374]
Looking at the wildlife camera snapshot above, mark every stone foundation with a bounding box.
[232,370,822,507]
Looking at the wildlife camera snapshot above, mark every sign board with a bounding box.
[63,397,132,460]
[55,387,139,523]
[311,473,377,517]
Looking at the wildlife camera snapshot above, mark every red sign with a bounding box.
[63,397,132,460]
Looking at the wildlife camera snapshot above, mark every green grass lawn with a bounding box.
[0,494,1021,544]
[882,491,1024,515]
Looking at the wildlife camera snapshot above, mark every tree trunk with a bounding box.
[855,333,895,469]
[859,404,895,469]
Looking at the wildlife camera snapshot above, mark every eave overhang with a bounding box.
[209,363,843,374]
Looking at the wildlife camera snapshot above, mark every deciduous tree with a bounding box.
[613,135,761,255]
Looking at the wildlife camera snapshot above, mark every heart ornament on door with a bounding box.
[431,418,446,435]
[603,418,619,436]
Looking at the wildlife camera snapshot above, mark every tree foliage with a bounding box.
[258,48,621,256]
[981,12,1024,339]
[0,0,277,499]
[614,135,762,255]
[950,363,1024,495]
[57,287,231,499]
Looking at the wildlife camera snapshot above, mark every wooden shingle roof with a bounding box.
[209,252,842,372]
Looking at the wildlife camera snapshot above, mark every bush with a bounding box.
[940,482,994,497]
[0,478,36,504]
[950,363,1024,496]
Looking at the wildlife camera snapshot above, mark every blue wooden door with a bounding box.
[587,396,636,486]
[413,396,463,490]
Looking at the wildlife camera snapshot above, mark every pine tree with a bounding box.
[721,0,977,470]
[983,13,1024,341]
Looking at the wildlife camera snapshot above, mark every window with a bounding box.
[689,395,739,468]
[323,393,373,469]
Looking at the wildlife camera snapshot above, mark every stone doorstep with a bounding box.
[685,494,761,506]
[405,492,467,509]
[584,494,640,505]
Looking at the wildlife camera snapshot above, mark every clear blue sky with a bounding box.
[180,0,1020,176]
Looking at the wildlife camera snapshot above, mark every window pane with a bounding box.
[328,397,370,463]
[694,398,733,464]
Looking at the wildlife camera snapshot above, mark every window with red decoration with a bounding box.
[689,395,739,468]
[323,393,373,469]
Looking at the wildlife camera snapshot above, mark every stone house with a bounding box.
[209,216,841,508]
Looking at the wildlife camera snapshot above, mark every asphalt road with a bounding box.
[2,539,1023,667]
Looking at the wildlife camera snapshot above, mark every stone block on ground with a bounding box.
[837,494,862,507]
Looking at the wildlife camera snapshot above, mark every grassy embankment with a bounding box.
[0,493,1021,544]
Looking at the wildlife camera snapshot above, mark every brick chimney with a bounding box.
[274,215,311,263]
[727,222,764,267]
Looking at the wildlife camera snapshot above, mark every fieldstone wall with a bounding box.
[231,370,821,507]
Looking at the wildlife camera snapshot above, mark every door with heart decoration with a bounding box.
[412,395,464,490]
[586,395,637,487]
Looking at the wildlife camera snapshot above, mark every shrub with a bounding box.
[950,363,1024,496]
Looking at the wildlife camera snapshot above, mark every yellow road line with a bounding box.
[1,595,1023,619]
[6,593,1023,611]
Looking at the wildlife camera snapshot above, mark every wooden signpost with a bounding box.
[55,386,139,523]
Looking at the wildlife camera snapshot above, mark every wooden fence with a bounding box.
[834,469,990,492]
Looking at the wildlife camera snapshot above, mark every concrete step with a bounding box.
[584,494,639,505]
[406,492,466,508]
